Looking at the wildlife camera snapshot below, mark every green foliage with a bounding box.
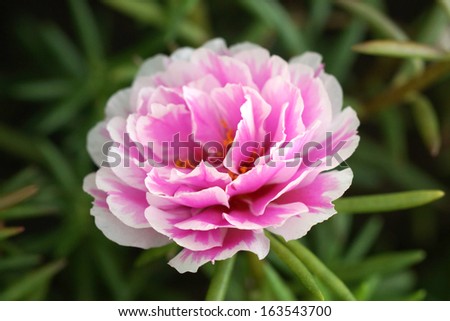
[1,0,449,301]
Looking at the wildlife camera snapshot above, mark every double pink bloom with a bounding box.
[83,39,359,273]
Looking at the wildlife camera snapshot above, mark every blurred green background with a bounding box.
[0,0,448,300]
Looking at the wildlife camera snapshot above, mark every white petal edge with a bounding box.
[87,121,109,167]
[135,54,168,78]
[168,231,269,273]
[289,52,323,70]
[268,168,353,241]
[105,88,132,118]
[83,174,170,249]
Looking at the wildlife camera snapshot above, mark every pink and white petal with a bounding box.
[183,86,224,144]
[229,41,264,55]
[146,192,181,211]
[146,168,229,208]
[171,47,194,61]
[105,89,132,118]
[268,168,353,241]
[145,207,226,251]
[175,207,232,231]
[267,212,331,241]
[134,103,193,161]
[145,167,180,196]
[226,134,309,198]
[234,48,290,89]
[83,173,108,209]
[106,116,127,145]
[210,84,246,132]
[328,107,360,163]
[305,107,360,169]
[135,54,168,78]
[92,206,170,248]
[191,48,256,87]
[83,173,170,248]
[261,76,305,142]
[289,52,322,70]
[168,230,270,273]
[173,186,229,208]
[297,76,333,130]
[186,74,222,93]
[201,38,228,54]
[243,166,318,215]
[223,202,308,230]
[87,121,110,167]
[96,167,151,228]
[152,60,205,87]
[168,162,231,190]
[320,73,343,118]
[144,87,185,113]
[226,156,300,198]
[224,88,271,172]
[275,168,353,214]
[108,144,147,191]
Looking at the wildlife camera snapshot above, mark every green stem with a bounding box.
[267,233,324,300]
[205,256,236,301]
[284,240,355,301]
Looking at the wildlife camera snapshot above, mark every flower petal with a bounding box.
[168,230,269,273]
[224,88,271,173]
[145,206,227,251]
[175,207,232,231]
[95,167,151,228]
[87,121,110,167]
[269,168,353,240]
[261,76,305,142]
[233,48,290,89]
[83,173,170,248]
[290,52,322,70]
[224,202,308,230]
[191,48,256,87]
[105,89,132,118]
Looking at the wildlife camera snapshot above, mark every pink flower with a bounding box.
[83,39,359,273]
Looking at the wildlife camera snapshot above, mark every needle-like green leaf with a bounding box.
[333,251,426,281]
[337,0,408,41]
[0,261,65,300]
[0,227,24,240]
[335,190,445,214]
[0,186,38,210]
[239,0,307,54]
[353,40,448,61]
[409,94,442,156]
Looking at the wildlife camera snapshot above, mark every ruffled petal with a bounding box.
[269,168,353,240]
[87,121,110,167]
[233,48,290,89]
[145,206,227,251]
[191,48,256,87]
[224,87,271,173]
[224,202,308,230]
[105,89,132,118]
[83,173,170,248]
[261,76,305,142]
[95,167,151,228]
[134,103,193,163]
[168,230,269,273]
[175,207,232,231]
